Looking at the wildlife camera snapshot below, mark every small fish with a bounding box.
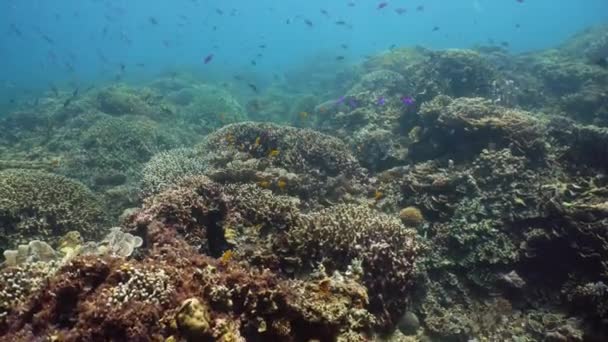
[72,88,79,97]
[395,8,407,15]
[401,96,415,105]
[340,44,349,49]
[254,137,261,146]
[500,41,510,48]
[258,44,266,49]
[336,56,345,61]
[41,34,54,44]
[63,97,72,108]
[377,97,386,106]
[286,18,292,24]
[432,26,440,32]
[416,5,425,11]
[148,17,159,25]
[248,83,258,93]
[268,149,280,157]
[220,250,233,265]
[50,84,59,97]
[320,9,329,16]
[304,19,313,27]
[299,111,309,120]
[377,2,388,10]
[277,179,287,190]
[203,54,214,64]
[347,1,356,7]
[348,98,358,108]
[336,96,346,105]
[374,190,383,200]
[215,8,224,15]
[335,20,347,25]
[251,60,257,66]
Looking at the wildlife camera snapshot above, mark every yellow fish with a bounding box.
[374,190,383,201]
[220,250,233,265]
[268,149,280,157]
[254,136,261,146]
[257,180,270,188]
[277,179,287,190]
[299,111,309,120]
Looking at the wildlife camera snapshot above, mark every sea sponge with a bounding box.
[399,206,424,227]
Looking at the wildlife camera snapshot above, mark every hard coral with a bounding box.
[412,95,547,162]
[198,122,367,208]
[282,204,419,329]
[399,206,424,227]
[140,147,208,196]
[0,169,106,252]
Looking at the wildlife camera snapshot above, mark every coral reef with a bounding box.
[2,24,608,341]
[0,169,106,251]
[197,122,368,209]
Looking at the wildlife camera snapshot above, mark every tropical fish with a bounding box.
[203,54,214,64]
[401,96,415,105]
[277,179,287,190]
[377,2,388,10]
[268,149,280,157]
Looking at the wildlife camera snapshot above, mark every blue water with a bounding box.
[1,0,607,95]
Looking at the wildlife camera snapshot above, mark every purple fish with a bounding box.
[377,2,389,10]
[348,98,357,108]
[377,96,386,106]
[401,96,415,105]
[203,53,214,64]
[335,96,345,105]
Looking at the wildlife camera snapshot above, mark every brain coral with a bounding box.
[0,169,106,251]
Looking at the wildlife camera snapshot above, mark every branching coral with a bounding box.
[281,204,419,329]
[140,147,208,196]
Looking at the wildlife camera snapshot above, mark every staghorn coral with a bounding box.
[0,169,106,251]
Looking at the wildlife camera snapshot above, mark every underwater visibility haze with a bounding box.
[1,0,608,341]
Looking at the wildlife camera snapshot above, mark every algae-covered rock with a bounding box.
[176,298,212,340]
[0,169,106,251]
